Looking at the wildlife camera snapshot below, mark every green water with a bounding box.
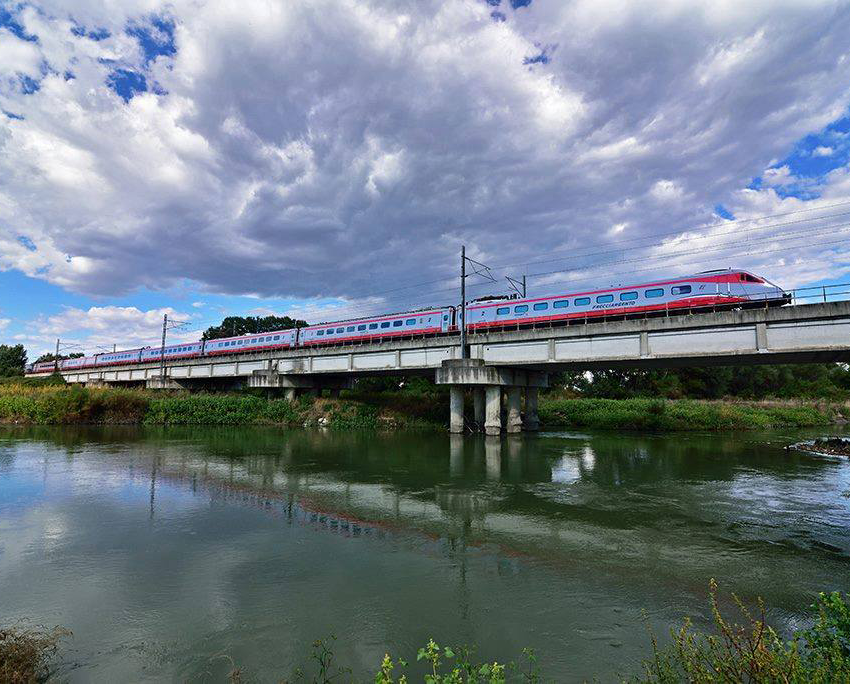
[1,426,849,682]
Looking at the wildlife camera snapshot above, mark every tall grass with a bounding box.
[0,384,440,429]
[537,397,837,431]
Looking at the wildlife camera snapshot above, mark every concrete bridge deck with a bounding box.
[28,300,850,435]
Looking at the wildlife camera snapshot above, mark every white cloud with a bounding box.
[21,305,196,356]
[0,28,42,80]
[0,0,850,314]
[813,145,834,157]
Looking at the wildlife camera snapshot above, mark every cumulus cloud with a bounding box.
[20,305,197,356]
[1,0,850,315]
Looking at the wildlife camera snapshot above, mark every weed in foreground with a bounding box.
[0,624,70,684]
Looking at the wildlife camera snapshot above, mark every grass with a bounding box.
[0,382,844,431]
[0,625,70,684]
[537,397,839,431]
[0,383,442,430]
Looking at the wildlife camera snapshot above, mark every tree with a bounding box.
[34,352,84,364]
[0,344,27,377]
[202,315,308,340]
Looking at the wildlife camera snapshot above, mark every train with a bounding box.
[26,269,788,374]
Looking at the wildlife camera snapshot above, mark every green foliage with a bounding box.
[0,384,148,424]
[638,582,850,683]
[0,344,27,377]
[203,315,308,340]
[144,394,304,425]
[552,363,850,401]
[538,397,835,431]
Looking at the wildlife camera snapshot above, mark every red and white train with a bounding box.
[26,269,788,374]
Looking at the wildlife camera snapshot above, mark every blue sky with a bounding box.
[2,1,850,356]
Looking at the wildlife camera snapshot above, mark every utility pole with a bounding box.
[54,338,60,373]
[159,314,168,379]
[460,245,467,359]
[459,247,496,360]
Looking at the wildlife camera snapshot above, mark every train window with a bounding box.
[575,297,591,306]
[496,307,510,315]
[671,285,692,295]
[645,288,664,298]
[326,328,334,334]
[274,335,280,340]
[369,323,379,330]
[347,326,355,332]
[358,324,367,331]
[553,300,568,308]
[393,320,403,327]
[381,322,391,328]
[336,327,344,333]
[317,330,324,336]
[597,294,614,303]
[620,291,638,301]
[533,302,549,311]
[514,305,529,314]
[406,319,416,325]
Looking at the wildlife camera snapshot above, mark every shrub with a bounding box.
[639,581,850,683]
[0,625,70,684]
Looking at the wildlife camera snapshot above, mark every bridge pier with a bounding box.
[484,386,502,435]
[449,387,464,434]
[436,359,547,436]
[506,387,522,433]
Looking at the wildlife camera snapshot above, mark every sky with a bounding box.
[2,0,850,357]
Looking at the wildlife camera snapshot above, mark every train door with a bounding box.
[442,307,454,332]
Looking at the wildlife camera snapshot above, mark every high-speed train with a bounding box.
[26,269,788,374]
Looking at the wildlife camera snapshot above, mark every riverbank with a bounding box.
[0,383,846,430]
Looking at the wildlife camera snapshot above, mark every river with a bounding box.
[1,426,849,681]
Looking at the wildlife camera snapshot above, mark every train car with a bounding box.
[140,342,203,363]
[466,270,787,331]
[203,329,296,356]
[32,361,58,373]
[94,348,145,366]
[299,307,454,346]
[61,355,98,370]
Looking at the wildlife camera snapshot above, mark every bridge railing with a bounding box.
[782,282,850,305]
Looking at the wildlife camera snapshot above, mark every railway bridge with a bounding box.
[35,301,850,435]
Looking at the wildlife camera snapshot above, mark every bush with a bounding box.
[0,625,70,684]
[639,582,850,683]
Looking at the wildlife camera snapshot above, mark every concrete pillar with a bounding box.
[449,386,465,434]
[484,385,502,436]
[284,388,297,402]
[523,387,540,431]
[506,387,522,433]
[473,388,485,430]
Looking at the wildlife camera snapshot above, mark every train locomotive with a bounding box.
[26,269,788,374]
